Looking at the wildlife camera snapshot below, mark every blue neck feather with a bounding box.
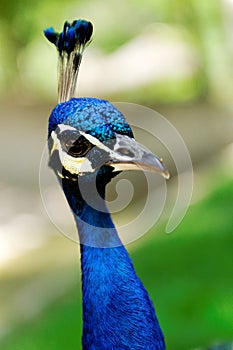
[62,178,165,349]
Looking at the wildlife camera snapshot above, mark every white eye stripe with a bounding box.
[79,131,102,147]
[55,124,103,149]
[56,124,77,133]
[54,124,116,155]
[79,131,117,155]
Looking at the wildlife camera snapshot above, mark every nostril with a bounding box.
[117,148,135,158]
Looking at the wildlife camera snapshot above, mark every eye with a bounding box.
[68,136,92,157]
[59,130,92,157]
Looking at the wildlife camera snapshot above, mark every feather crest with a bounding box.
[44,19,93,103]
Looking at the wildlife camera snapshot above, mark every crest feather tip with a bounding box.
[44,19,93,103]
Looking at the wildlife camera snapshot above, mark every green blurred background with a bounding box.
[0,0,232,349]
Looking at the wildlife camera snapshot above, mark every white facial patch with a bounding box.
[50,125,96,175]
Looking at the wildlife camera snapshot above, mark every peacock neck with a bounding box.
[62,177,165,349]
[62,175,122,247]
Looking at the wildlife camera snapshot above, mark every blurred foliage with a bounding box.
[1,177,232,350]
[110,74,206,105]
[0,0,233,103]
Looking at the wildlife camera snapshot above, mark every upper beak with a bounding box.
[107,135,170,180]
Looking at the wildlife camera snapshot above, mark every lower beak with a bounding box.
[107,135,170,180]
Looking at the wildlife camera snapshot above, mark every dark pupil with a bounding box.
[60,131,92,157]
[68,136,91,157]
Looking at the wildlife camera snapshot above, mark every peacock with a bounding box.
[44,19,170,350]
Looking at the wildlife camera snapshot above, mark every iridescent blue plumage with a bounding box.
[44,20,93,55]
[45,19,167,350]
[49,98,133,141]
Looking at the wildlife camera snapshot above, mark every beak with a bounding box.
[107,135,170,180]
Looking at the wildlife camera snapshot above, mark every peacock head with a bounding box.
[45,19,169,203]
[48,97,169,187]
